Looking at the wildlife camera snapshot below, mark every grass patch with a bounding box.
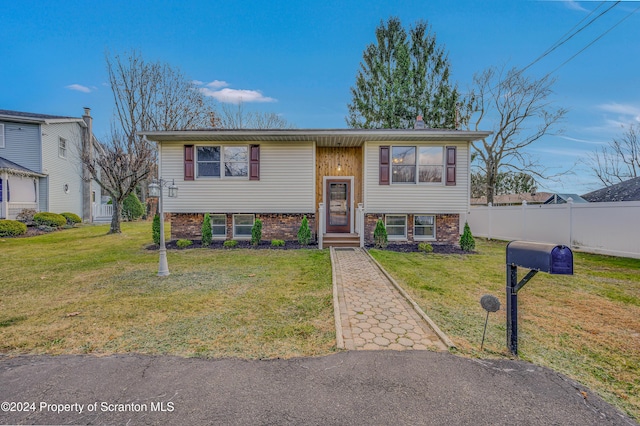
[369,239,640,421]
[0,222,335,359]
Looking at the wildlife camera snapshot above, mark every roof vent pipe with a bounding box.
[414,115,425,129]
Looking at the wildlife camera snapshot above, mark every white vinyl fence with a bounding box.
[467,200,640,259]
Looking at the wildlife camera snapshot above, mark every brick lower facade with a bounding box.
[364,213,460,245]
[170,213,316,242]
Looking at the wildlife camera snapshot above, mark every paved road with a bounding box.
[0,351,636,425]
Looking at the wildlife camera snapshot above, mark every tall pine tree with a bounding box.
[347,17,462,129]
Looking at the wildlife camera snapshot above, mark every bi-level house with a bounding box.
[141,118,490,247]
[0,108,104,221]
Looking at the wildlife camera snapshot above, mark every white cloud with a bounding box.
[563,1,589,13]
[200,87,276,104]
[558,135,607,145]
[205,80,229,89]
[194,80,276,104]
[66,84,92,93]
[598,102,640,122]
[191,80,205,86]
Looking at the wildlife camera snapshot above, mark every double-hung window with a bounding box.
[211,214,226,238]
[390,146,444,184]
[418,147,443,183]
[391,147,416,184]
[385,215,407,240]
[197,146,221,177]
[414,215,436,240]
[196,145,248,178]
[59,137,67,159]
[233,214,254,239]
[224,146,248,177]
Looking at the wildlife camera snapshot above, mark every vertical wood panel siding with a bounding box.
[315,146,363,209]
[364,141,469,214]
[161,141,315,213]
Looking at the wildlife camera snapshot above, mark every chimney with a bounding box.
[414,115,425,129]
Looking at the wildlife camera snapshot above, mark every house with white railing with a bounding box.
[0,108,108,222]
[142,118,490,247]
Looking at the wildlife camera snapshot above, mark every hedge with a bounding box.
[0,220,27,237]
[61,212,82,225]
[33,212,67,228]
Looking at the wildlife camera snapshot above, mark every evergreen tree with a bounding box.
[201,213,212,246]
[152,214,160,245]
[373,219,388,248]
[347,17,464,129]
[122,192,144,221]
[297,216,312,245]
[459,221,475,252]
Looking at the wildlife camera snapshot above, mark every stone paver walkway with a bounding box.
[331,247,449,351]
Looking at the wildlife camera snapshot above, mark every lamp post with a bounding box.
[148,178,178,276]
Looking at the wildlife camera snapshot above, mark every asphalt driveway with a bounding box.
[0,350,636,425]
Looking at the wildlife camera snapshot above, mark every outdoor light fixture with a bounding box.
[148,178,179,277]
[337,162,342,171]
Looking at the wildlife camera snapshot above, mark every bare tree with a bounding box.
[82,128,155,234]
[587,124,640,186]
[217,103,295,129]
[86,51,217,233]
[469,66,567,204]
[107,50,216,138]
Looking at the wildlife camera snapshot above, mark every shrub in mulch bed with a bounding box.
[153,240,469,254]
[157,240,318,250]
[366,243,473,254]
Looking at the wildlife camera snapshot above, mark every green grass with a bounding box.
[0,222,335,359]
[2,224,638,420]
[369,239,640,421]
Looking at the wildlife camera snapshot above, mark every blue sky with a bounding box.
[2,0,639,194]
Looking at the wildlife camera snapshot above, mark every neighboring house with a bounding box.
[543,193,588,204]
[582,177,640,202]
[0,108,104,221]
[142,120,491,247]
[471,192,552,206]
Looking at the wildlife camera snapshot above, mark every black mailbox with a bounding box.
[506,241,573,275]
[505,241,574,355]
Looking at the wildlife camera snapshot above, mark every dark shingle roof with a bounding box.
[0,109,76,120]
[582,177,640,202]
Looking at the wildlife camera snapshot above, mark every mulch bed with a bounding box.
[152,240,471,254]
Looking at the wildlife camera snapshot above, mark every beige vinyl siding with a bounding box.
[160,141,315,213]
[364,141,470,214]
[40,123,84,216]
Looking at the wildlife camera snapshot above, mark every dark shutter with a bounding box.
[445,146,456,186]
[379,146,390,185]
[0,178,2,202]
[184,145,194,181]
[249,145,260,181]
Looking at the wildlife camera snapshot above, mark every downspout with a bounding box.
[82,107,93,222]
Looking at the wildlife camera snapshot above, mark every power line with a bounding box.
[520,1,618,74]
[547,2,640,76]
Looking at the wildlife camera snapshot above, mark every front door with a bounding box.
[326,179,351,233]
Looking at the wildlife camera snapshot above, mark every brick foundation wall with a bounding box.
[363,213,460,245]
[170,213,316,241]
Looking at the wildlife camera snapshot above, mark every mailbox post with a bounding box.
[506,241,573,355]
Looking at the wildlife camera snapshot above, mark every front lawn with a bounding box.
[0,222,335,359]
[370,239,640,421]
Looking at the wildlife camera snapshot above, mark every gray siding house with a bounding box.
[0,108,102,221]
[142,123,490,247]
